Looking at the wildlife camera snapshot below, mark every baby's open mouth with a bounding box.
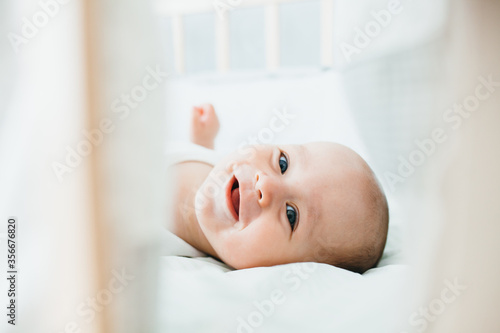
[230,177,240,219]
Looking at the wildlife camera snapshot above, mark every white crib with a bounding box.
[154,0,335,74]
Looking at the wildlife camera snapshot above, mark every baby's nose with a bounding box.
[255,174,263,200]
[255,172,281,207]
[233,164,262,226]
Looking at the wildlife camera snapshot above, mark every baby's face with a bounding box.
[195,142,371,269]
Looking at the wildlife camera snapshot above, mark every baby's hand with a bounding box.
[190,104,220,149]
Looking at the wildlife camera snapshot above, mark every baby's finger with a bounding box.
[201,104,214,112]
[192,106,205,122]
[192,106,203,115]
[204,104,219,122]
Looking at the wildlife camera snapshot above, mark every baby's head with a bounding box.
[195,142,388,273]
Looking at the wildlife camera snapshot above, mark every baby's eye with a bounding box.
[279,152,288,174]
[286,204,298,231]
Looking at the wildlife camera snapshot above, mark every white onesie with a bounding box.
[160,141,221,259]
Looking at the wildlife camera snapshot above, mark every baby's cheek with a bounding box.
[246,221,284,252]
[220,218,286,267]
[218,230,257,264]
[219,238,254,269]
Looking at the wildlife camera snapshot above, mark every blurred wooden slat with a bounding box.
[82,0,109,332]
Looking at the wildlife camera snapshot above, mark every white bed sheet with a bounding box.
[157,258,409,332]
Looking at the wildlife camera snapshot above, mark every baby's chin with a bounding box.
[219,249,299,269]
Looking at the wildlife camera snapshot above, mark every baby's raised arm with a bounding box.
[190,104,220,149]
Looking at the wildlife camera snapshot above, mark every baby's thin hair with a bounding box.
[323,169,389,274]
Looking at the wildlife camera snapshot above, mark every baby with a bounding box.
[168,104,388,274]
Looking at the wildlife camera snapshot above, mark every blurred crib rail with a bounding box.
[154,0,334,73]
